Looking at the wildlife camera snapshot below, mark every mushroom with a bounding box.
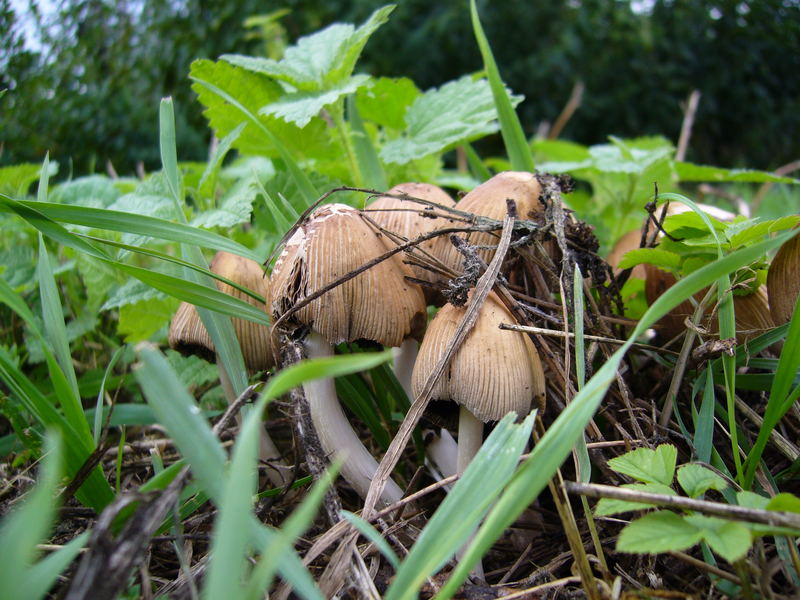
[366,182,456,396]
[767,226,800,325]
[270,203,427,506]
[169,251,287,488]
[410,290,544,474]
[432,171,546,273]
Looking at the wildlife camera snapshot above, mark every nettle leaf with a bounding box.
[589,137,674,174]
[118,296,179,342]
[356,77,420,131]
[165,349,219,390]
[675,161,800,184]
[728,215,800,248]
[49,175,121,208]
[684,515,751,563]
[608,444,677,486]
[532,139,592,163]
[191,175,258,229]
[676,464,727,498]
[191,59,335,160]
[618,248,680,270]
[223,5,393,90]
[108,193,177,248]
[381,76,521,164]
[260,75,370,127]
[617,511,703,554]
[594,482,677,516]
[101,278,164,311]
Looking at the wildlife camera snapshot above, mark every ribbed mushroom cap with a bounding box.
[645,265,773,343]
[270,203,427,347]
[367,183,456,304]
[168,252,276,371]
[432,171,544,273]
[411,291,544,422]
[767,230,800,325]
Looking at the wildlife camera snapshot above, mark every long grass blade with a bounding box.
[469,0,535,172]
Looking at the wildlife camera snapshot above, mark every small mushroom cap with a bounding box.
[270,203,427,347]
[168,252,276,371]
[411,291,544,422]
[367,183,456,303]
[767,228,800,325]
[432,172,544,273]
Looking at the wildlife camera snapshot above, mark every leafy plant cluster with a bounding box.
[1,2,799,599]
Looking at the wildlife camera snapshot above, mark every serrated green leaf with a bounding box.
[617,511,703,554]
[190,59,334,159]
[608,444,677,486]
[590,140,673,174]
[191,175,258,229]
[618,248,681,270]
[118,296,179,342]
[675,161,800,184]
[677,464,728,498]
[355,77,420,131]
[684,515,751,563]
[49,175,121,208]
[381,76,520,164]
[594,482,677,516]
[736,490,770,510]
[727,215,800,248]
[165,349,219,389]
[261,75,369,127]
[223,5,393,90]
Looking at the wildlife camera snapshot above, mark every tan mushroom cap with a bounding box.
[367,183,456,302]
[432,171,544,273]
[767,227,800,325]
[270,203,427,347]
[411,291,544,422]
[168,252,276,371]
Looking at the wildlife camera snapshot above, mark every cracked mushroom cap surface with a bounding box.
[168,251,276,371]
[270,203,427,347]
[411,291,545,422]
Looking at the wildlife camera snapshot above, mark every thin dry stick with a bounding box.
[676,89,701,162]
[499,323,679,355]
[565,481,800,529]
[548,81,585,140]
[316,212,518,598]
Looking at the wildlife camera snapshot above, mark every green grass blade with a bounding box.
[93,347,124,444]
[135,345,228,501]
[341,510,400,569]
[463,143,492,181]
[0,431,62,600]
[21,531,90,599]
[202,385,262,600]
[37,236,85,433]
[159,99,183,216]
[436,231,796,598]
[744,286,800,487]
[347,95,388,191]
[694,367,716,464]
[469,0,535,172]
[386,412,535,600]
[4,199,262,261]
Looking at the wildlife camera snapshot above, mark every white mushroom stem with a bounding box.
[392,338,418,400]
[457,406,485,475]
[425,428,459,482]
[303,332,404,507]
[218,357,289,489]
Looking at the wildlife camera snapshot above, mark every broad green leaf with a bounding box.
[617,511,703,554]
[618,248,681,270]
[735,490,769,510]
[684,515,751,563]
[727,215,800,249]
[190,59,334,160]
[261,75,370,127]
[166,349,219,389]
[608,444,677,486]
[590,139,673,174]
[531,139,592,163]
[766,493,800,514]
[381,76,520,165]
[469,0,534,172]
[355,77,420,131]
[677,464,727,498]
[223,5,393,89]
[385,412,535,600]
[594,482,677,516]
[675,161,800,184]
[49,175,121,208]
[190,174,258,229]
[117,296,179,342]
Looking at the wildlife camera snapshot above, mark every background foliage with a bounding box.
[2,0,799,175]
